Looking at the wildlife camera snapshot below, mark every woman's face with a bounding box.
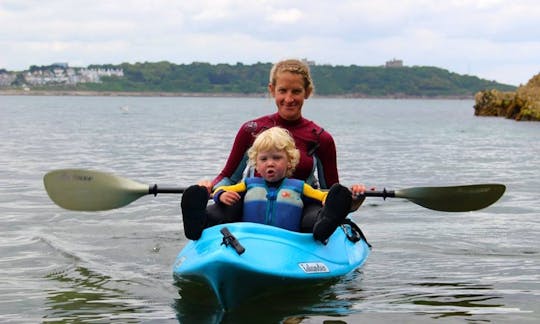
[269,72,311,121]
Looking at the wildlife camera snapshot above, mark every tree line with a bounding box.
[32,61,517,97]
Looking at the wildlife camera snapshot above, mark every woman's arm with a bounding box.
[316,131,339,188]
[211,123,254,188]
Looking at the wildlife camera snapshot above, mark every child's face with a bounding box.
[255,149,291,182]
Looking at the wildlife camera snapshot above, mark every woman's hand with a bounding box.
[350,184,368,212]
[350,184,366,197]
[197,180,213,195]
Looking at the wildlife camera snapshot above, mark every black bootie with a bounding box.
[313,184,352,243]
[180,185,209,240]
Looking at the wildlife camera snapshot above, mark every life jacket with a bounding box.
[243,177,305,231]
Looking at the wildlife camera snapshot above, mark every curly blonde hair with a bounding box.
[269,59,314,96]
[248,127,300,177]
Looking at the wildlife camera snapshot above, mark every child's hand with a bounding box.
[219,191,241,206]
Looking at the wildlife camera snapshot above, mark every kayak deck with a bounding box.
[172,222,370,310]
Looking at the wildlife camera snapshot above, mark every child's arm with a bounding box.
[213,182,247,206]
[302,183,328,203]
[303,183,367,212]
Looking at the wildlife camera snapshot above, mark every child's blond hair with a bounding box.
[248,127,300,177]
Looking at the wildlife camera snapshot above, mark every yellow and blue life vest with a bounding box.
[243,177,305,231]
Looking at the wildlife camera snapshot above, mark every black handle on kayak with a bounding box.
[220,227,245,255]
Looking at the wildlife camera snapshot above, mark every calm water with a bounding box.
[0,95,538,323]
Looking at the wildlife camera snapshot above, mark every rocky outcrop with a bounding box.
[474,73,540,121]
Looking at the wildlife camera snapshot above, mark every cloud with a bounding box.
[0,0,539,85]
[266,8,304,24]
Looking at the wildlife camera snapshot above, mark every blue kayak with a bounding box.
[172,222,370,310]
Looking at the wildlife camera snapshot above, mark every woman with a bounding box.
[208,59,338,190]
[196,59,345,232]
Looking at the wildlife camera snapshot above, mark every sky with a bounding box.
[1,0,539,86]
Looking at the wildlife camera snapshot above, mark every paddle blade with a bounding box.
[44,169,149,211]
[395,184,506,212]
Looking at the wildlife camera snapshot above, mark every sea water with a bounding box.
[0,95,538,323]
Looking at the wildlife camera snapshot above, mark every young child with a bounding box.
[181,127,365,242]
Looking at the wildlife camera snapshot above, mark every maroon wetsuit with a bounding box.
[212,113,339,189]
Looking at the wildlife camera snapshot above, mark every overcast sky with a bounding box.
[1,0,539,86]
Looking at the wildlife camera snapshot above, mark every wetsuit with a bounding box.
[211,113,339,189]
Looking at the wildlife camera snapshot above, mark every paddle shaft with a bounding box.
[143,184,505,213]
[363,189,395,199]
[148,184,186,195]
[43,169,505,212]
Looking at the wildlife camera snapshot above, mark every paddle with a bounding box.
[43,169,505,212]
[363,185,505,212]
[43,169,185,211]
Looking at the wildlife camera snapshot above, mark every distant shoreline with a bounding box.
[0,89,473,100]
[0,89,267,98]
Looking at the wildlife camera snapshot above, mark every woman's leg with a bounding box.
[300,197,323,233]
[180,185,209,240]
[312,184,352,243]
[205,200,243,227]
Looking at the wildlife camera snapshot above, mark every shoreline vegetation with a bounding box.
[1,61,515,98]
[0,89,475,99]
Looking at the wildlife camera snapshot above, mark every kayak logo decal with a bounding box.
[174,256,186,269]
[298,262,329,273]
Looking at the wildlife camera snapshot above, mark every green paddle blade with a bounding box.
[394,184,506,212]
[44,169,149,211]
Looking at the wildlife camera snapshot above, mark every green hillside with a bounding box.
[21,61,518,97]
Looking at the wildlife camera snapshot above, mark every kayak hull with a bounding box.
[172,222,370,310]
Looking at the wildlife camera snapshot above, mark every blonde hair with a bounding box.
[269,59,314,95]
[248,127,300,177]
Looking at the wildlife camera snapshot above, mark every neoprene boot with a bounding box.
[181,185,209,240]
[313,184,352,243]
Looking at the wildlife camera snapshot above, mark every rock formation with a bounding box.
[474,73,540,121]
